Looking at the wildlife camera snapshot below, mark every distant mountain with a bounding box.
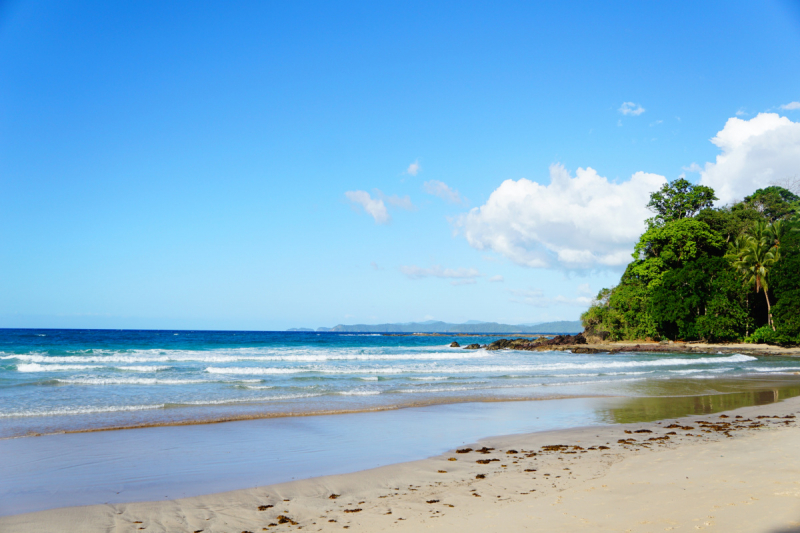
[288,320,582,334]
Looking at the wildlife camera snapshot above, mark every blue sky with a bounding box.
[2,0,800,330]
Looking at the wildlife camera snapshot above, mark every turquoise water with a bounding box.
[1,328,798,438]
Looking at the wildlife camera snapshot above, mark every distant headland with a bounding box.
[287,320,582,334]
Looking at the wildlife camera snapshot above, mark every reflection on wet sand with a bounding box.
[599,377,800,423]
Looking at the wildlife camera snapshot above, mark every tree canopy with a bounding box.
[646,178,718,227]
[582,183,800,346]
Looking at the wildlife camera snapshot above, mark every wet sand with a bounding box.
[3,386,800,532]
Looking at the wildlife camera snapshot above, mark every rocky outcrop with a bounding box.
[484,334,587,351]
[463,343,482,350]
[449,342,460,347]
[583,326,610,344]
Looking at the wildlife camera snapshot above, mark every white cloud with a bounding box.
[577,283,592,296]
[455,164,666,269]
[649,120,663,127]
[406,161,420,176]
[736,108,748,117]
[779,102,800,111]
[423,180,466,205]
[374,189,415,210]
[400,265,481,280]
[345,191,390,224]
[698,113,800,204]
[489,275,504,282]
[619,102,645,116]
[682,162,703,173]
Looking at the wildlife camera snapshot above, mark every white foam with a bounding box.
[16,363,102,372]
[1,347,492,364]
[0,403,165,418]
[337,389,381,396]
[203,354,758,377]
[114,365,172,372]
[55,377,261,385]
[357,377,379,381]
[176,393,324,405]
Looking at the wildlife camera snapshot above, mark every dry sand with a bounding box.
[4,397,800,533]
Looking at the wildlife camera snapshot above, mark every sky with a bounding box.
[1,0,800,330]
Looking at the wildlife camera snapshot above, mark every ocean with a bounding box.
[2,328,799,439]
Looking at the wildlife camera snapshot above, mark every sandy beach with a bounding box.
[3,394,799,533]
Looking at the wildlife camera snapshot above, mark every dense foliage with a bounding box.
[581,180,800,345]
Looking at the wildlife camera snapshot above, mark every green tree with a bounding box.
[741,186,800,222]
[769,216,800,341]
[649,256,748,341]
[729,224,780,330]
[646,178,718,228]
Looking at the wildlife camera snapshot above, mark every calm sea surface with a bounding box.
[2,328,799,438]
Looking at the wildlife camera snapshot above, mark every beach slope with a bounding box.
[3,398,800,532]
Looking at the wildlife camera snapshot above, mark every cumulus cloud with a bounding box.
[779,102,800,111]
[406,161,420,176]
[455,164,666,269]
[400,265,481,280]
[619,102,645,116]
[345,191,390,224]
[423,180,466,205]
[697,113,800,204]
[489,275,504,282]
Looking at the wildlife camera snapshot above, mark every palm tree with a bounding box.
[730,232,780,330]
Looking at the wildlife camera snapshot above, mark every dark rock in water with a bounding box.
[572,347,603,354]
[548,333,587,345]
[484,333,589,351]
[464,343,481,349]
[450,341,460,347]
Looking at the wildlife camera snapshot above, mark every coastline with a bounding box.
[3,391,800,531]
[2,392,601,439]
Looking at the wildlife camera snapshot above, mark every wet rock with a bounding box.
[572,347,602,354]
[449,342,460,347]
[464,343,481,349]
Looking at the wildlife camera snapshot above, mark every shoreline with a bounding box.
[2,392,603,440]
[3,393,800,532]
[565,341,800,357]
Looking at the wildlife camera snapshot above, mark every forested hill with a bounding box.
[581,180,800,346]
[288,320,583,334]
